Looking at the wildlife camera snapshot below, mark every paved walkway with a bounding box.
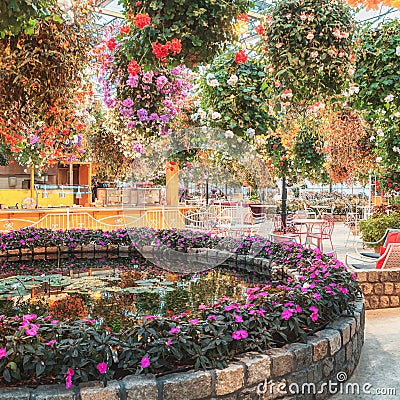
[331,308,400,400]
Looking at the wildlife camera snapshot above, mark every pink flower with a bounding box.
[50,320,58,325]
[189,319,199,325]
[67,368,74,377]
[25,324,39,337]
[198,305,207,310]
[281,309,293,320]
[140,356,150,369]
[65,375,72,390]
[207,315,217,321]
[313,293,321,300]
[294,305,302,313]
[232,329,249,340]
[0,348,6,359]
[97,362,107,374]
[234,315,243,323]
[23,314,37,322]
[45,340,56,346]
[166,339,173,346]
[169,327,180,334]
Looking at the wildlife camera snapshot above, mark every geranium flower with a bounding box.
[234,50,248,65]
[106,38,117,51]
[237,13,249,22]
[132,13,151,29]
[255,25,265,35]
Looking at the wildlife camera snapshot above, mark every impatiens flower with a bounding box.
[234,314,243,323]
[232,329,248,340]
[189,319,199,325]
[65,368,74,390]
[0,348,6,359]
[97,362,108,374]
[45,340,56,346]
[234,50,248,65]
[281,309,293,320]
[169,327,180,334]
[310,306,319,322]
[140,356,150,369]
[166,339,173,346]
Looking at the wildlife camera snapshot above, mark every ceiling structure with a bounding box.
[95,0,399,28]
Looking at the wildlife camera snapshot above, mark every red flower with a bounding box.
[120,25,130,35]
[168,38,182,54]
[106,38,117,51]
[133,13,151,29]
[234,50,248,65]
[135,1,142,5]
[255,25,264,35]
[237,13,249,22]
[127,59,141,76]
[152,42,169,59]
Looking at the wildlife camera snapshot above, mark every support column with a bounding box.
[166,161,179,206]
[30,165,35,199]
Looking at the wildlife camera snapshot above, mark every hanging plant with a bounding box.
[196,49,277,140]
[118,0,250,68]
[259,0,355,106]
[321,108,375,183]
[0,1,95,166]
[346,1,400,9]
[95,23,194,145]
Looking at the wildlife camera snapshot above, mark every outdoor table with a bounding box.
[294,218,325,249]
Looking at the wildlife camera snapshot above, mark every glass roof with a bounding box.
[95,0,399,27]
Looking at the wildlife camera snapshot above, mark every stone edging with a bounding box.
[354,269,400,310]
[0,299,365,400]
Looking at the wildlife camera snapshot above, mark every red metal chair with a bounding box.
[272,214,302,242]
[307,213,334,251]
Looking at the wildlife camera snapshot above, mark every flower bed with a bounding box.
[0,228,361,391]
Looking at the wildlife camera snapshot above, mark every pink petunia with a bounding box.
[97,362,107,374]
[140,356,150,369]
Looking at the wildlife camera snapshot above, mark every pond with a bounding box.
[0,256,276,331]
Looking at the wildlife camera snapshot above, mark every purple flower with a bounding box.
[140,356,150,369]
[232,329,248,340]
[122,98,133,107]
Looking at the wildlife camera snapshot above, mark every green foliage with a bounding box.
[261,0,355,105]
[0,0,54,38]
[118,0,250,67]
[359,212,400,244]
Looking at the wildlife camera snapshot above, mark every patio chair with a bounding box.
[272,214,303,242]
[355,228,400,260]
[307,213,334,251]
[346,243,400,270]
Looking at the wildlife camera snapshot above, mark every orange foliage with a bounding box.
[347,0,400,10]
[321,109,374,183]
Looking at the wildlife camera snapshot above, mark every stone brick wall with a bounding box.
[355,269,400,310]
[0,300,365,400]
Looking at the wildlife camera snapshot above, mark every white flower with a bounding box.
[377,129,384,137]
[394,112,400,118]
[376,157,382,163]
[227,74,239,86]
[197,108,207,119]
[393,146,400,153]
[225,130,234,138]
[246,128,255,138]
[370,136,375,142]
[190,113,199,121]
[207,79,220,87]
[58,0,73,13]
[396,46,400,56]
[211,111,221,120]
[385,94,394,103]
[201,126,208,133]
[206,73,215,81]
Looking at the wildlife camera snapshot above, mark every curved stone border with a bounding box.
[0,299,365,400]
[354,269,400,309]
